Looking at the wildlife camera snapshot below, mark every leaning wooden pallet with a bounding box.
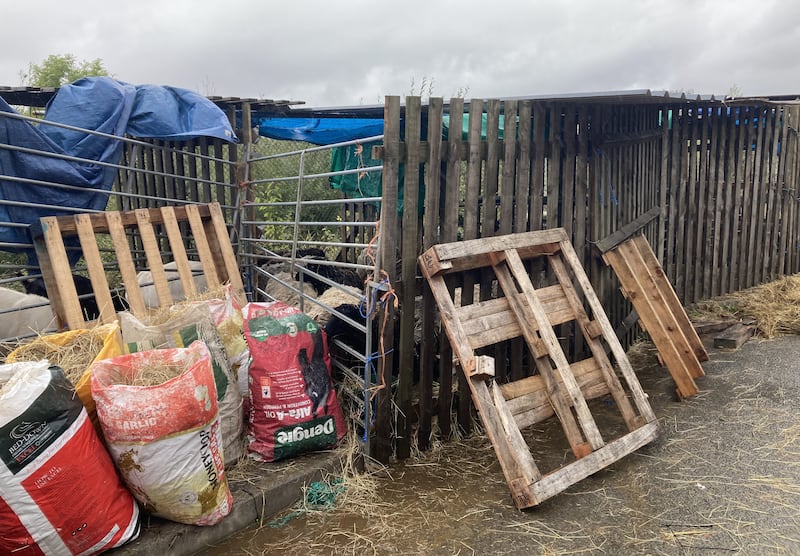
[33,202,245,330]
[419,228,659,509]
[594,208,708,399]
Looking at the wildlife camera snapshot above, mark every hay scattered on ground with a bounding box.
[733,275,800,337]
[687,273,800,338]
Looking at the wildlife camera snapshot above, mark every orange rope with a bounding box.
[367,268,397,401]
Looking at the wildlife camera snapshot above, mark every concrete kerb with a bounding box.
[113,450,343,556]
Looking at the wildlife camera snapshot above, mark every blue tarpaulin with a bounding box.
[256,117,383,146]
[0,77,236,259]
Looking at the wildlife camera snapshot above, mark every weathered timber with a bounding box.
[713,323,755,350]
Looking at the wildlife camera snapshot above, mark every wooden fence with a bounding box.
[374,95,800,462]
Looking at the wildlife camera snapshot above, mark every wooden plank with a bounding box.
[684,107,700,302]
[39,217,85,329]
[106,211,146,316]
[548,105,563,230]
[666,108,682,284]
[710,107,727,297]
[208,203,245,302]
[375,95,401,462]
[457,284,574,348]
[719,107,737,294]
[574,106,589,269]
[488,380,541,485]
[764,107,782,281]
[713,323,754,349]
[500,99,517,235]
[772,107,790,279]
[525,422,659,508]
[785,107,800,274]
[185,204,221,289]
[694,105,710,301]
[631,234,709,363]
[510,361,610,430]
[418,96,444,451]
[74,214,116,325]
[438,96,463,440]
[135,208,174,308]
[426,280,481,376]
[514,101,532,233]
[780,107,800,275]
[563,107,576,240]
[46,203,217,234]
[32,229,66,329]
[490,254,590,456]
[594,206,660,254]
[421,228,566,275]
[530,103,546,233]
[738,107,756,290]
[160,206,198,299]
[397,95,422,458]
[603,243,700,398]
[457,99,485,434]
[502,357,601,399]
[469,378,540,509]
[693,318,740,335]
[749,108,768,286]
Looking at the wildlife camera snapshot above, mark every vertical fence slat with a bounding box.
[438,96,464,438]
[752,108,769,284]
[684,108,700,302]
[764,108,783,280]
[418,97,444,450]
[375,95,401,464]
[780,107,798,274]
[710,107,727,298]
[719,107,736,294]
[397,96,422,459]
[695,106,710,300]
[496,99,517,384]
[739,108,760,288]
[456,98,485,434]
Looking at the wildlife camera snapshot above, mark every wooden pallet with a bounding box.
[598,232,708,398]
[33,203,245,330]
[419,228,659,509]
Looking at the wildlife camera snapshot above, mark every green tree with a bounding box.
[21,54,110,87]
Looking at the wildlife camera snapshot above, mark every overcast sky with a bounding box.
[3,0,799,108]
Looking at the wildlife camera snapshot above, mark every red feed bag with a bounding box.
[243,301,347,462]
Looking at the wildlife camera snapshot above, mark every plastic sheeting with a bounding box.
[256,117,383,146]
[0,77,236,260]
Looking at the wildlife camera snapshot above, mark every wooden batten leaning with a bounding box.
[595,209,708,399]
[34,202,245,330]
[419,228,659,509]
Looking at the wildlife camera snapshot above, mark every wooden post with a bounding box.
[374,95,401,463]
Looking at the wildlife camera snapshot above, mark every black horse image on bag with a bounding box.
[297,330,331,418]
